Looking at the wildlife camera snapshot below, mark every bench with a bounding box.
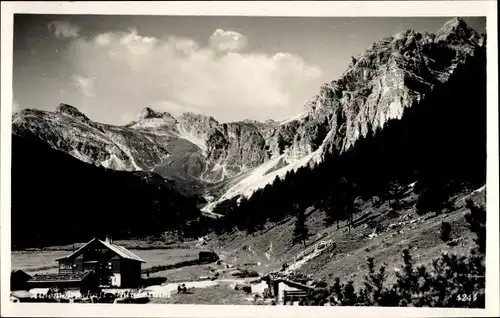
[283,290,308,305]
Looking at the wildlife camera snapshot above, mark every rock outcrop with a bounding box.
[201,17,485,210]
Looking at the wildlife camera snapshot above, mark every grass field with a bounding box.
[11,250,69,274]
[11,248,202,276]
[10,184,485,305]
[135,248,200,269]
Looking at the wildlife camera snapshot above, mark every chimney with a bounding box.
[105,236,112,244]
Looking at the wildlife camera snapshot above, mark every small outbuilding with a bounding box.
[261,276,313,305]
[198,250,219,264]
[10,270,32,291]
[27,270,99,294]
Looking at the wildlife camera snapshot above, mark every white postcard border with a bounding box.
[1,1,498,317]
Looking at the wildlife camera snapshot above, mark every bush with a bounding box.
[464,198,486,254]
[440,221,452,242]
[316,281,328,288]
[232,269,260,278]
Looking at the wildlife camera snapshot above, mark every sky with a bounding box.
[12,15,485,125]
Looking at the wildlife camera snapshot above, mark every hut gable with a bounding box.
[10,270,32,291]
[54,238,145,263]
[51,237,145,288]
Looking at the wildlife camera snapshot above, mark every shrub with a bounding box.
[464,198,486,254]
[440,221,452,242]
[316,281,328,288]
[232,269,260,278]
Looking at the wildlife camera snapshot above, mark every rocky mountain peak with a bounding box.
[435,17,480,45]
[12,17,485,216]
[137,107,176,122]
[178,112,218,125]
[56,103,91,121]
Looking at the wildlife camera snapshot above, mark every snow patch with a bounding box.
[106,133,142,170]
[101,153,130,171]
[279,111,307,125]
[202,151,319,213]
[176,123,207,154]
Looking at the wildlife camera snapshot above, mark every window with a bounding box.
[59,263,72,270]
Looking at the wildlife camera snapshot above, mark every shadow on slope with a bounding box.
[11,133,203,249]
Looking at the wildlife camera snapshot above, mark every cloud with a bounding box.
[12,99,21,113]
[71,74,95,97]
[209,29,247,52]
[48,21,81,39]
[64,28,322,121]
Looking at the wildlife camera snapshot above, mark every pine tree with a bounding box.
[322,190,337,226]
[338,176,359,232]
[464,198,486,254]
[440,221,452,242]
[292,204,309,247]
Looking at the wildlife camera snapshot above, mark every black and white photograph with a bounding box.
[1,1,498,317]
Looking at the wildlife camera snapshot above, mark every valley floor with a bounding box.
[11,184,485,305]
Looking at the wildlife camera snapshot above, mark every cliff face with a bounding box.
[201,17,485,212]
[275,17,484,160]
[11,17,485,214]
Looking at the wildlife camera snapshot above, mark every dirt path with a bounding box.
[143,278,248,299]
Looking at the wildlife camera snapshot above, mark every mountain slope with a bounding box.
[203,17,485,212]
[10,133,203,249]
[11,17,485,216]
[12,105,279,199]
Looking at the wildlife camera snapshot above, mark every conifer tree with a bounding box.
[292,204,309,247]
[465,198,486,254]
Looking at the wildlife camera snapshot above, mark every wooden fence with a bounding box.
[283,290,308,305]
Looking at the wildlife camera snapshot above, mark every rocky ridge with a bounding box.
[11,18,485,213]
[201,17,485,211]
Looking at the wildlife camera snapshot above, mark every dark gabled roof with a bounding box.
[274,279,314,291]
[100,239,146,263]
[27,270,94,283]
[11,269,33,279]
[54,238,146,263]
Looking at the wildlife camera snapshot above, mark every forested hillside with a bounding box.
[11,133,203,249]
[208,41,486,236]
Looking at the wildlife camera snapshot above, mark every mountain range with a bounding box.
[11,17,486,246]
